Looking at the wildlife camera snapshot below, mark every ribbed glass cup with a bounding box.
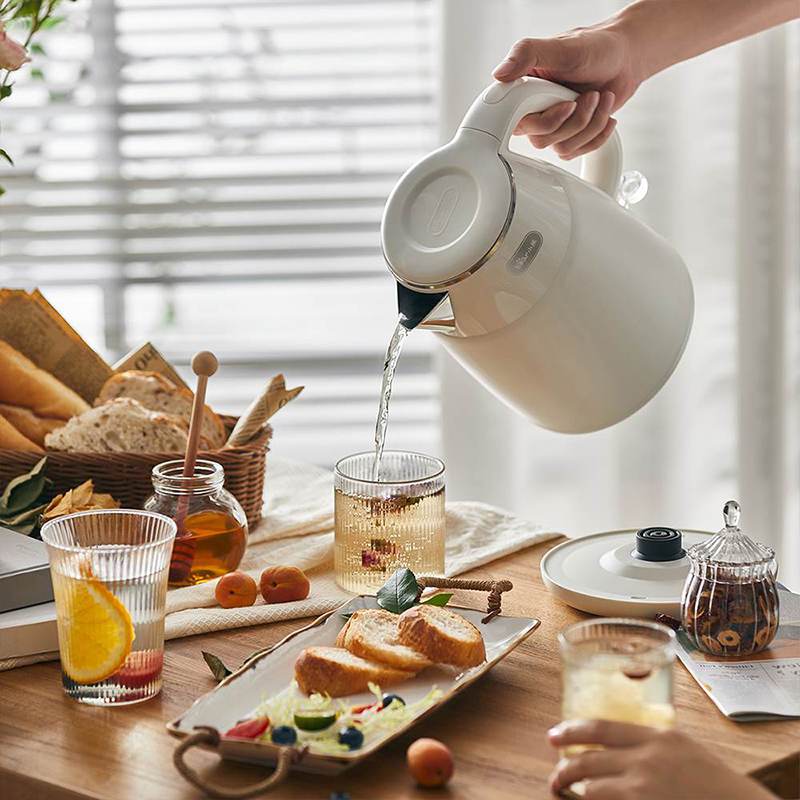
[41,509,176,705]
[334,450,445,593]
[559,619,676,760]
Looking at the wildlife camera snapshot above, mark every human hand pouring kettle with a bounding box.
[381,77,694,433]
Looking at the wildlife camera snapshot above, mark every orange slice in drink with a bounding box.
[57,576,135,684]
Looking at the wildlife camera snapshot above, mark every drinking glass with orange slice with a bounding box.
[41,509,176,705]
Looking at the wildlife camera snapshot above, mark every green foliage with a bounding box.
[1,0,78,194]
[0,457,51,535]
[201,651,233,682]
[420,592,453,607]
[376,568,421,614]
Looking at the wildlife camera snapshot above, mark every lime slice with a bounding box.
[294,710,337,731]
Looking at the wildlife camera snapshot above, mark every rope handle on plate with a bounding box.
[416,576,513,623]
[173,725,307,799]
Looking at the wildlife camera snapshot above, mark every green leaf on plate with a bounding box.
[201,650,232,682]
[420,592,453,608]
[0,86,12,100]
[376,567,420,615]
[0,148,13,165]
[0,457,48,515]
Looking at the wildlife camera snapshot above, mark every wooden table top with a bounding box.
[1,538,797,800]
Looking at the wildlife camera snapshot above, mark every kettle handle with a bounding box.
[460,77,623,198]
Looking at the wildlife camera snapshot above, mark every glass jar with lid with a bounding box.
[681,501,778,657]
[144,459,248,587]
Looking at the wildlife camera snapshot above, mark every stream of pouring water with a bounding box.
[372,318,408,481]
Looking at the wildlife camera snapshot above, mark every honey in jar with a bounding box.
[144,459,248,587]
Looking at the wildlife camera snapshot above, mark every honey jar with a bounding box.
[144,459,248,587]
[681,501,779,657]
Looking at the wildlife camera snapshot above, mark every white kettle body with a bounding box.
[382,77,694,434]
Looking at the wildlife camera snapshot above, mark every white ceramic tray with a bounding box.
[168,595,540,775]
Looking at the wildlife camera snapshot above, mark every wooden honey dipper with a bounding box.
[182,351,219,480]
[169,351,219,585]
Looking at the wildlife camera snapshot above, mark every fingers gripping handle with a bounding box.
[460,77,623,198]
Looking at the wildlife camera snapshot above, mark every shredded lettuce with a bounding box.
[251,681,443,754]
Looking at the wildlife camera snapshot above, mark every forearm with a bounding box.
[609,0,800,80]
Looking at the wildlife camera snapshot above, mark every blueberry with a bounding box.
[338,726,364,750]
[329,794,351,800]
[381,693,405,709]
[270,725,297,745]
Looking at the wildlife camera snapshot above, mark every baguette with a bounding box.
[397,605,486,668]
[0,340,89,420]
[0,403,63,446]
[0,413,43,452]
[294,646,415,697]
[96,371,226,450]
[45,398,189,454]
[340,609,433,671]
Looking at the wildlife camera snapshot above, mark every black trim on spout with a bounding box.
[396,283,448,330]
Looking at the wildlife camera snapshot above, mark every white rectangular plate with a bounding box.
[168,596,540,775]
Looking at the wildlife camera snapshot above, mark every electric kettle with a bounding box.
[381,77,694,433]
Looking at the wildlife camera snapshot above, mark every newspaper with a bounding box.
[0,289,112,402]
[676,588,800,721]
[114,342,190,389]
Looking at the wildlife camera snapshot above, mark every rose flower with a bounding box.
[0,23,30,71]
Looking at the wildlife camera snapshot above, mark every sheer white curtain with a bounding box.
[437,0,800,589]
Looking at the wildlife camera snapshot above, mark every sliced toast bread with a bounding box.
[397,605,486,668]
[340,609,433,671]
[45,398,189,454]
[294,646,415,697]
[96,370,226,449]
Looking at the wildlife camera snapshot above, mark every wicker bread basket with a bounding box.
[0,416,270,529]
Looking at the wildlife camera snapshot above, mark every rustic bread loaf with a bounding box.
[0,340,89,420]
[0,403,63,446]
[340,609,433,671]
[45,398,189,454]
[0,413,43,452]
[397,605,486,668]
[294,646,415,697]
[96,370,226,450]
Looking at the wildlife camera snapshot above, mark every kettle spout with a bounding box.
[396,283,451,331]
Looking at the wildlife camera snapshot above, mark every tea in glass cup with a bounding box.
[334,450,445,593]
[558,618,676,758]
[41,509,176,705]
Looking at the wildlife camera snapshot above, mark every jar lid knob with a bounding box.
[723,499,741,528]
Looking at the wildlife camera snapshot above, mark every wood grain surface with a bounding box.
[0,538,797,800]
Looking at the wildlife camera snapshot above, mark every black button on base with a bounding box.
[634,527,685,562]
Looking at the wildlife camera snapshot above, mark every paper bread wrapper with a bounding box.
[0,289,112,403]
[113,342,190,390]
[225,374,303,448]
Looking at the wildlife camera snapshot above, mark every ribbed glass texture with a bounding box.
[334,451,445,593]
[682,505,779,656]
[558,619,676,758]
[41,510,176,705]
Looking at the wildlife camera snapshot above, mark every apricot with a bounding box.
[215,571,258,608]
[406,738,454,788]
[260,565,310,604]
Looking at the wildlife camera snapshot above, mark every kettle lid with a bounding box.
[381,128,513,290]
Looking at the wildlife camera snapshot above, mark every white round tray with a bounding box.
[540,528,713,618]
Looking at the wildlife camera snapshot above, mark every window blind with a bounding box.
[0,0,440,465]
